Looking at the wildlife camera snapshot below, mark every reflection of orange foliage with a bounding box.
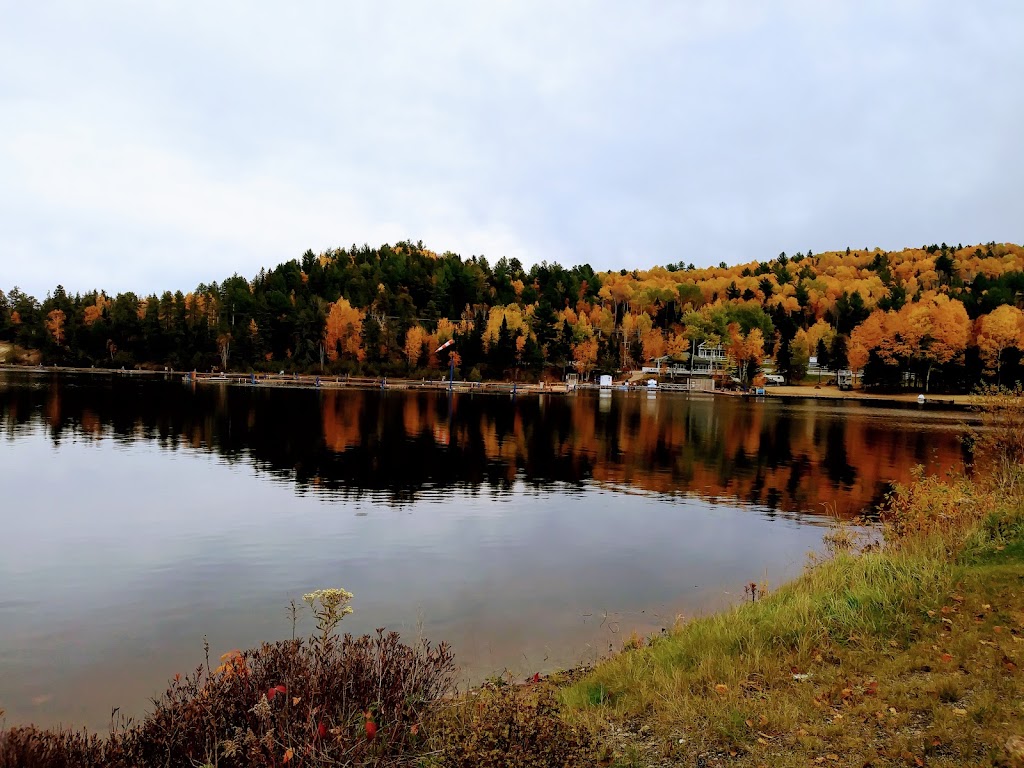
[403,396,429,438]
[45,389,61,426]
[80,409,102,436]
[579,401,962,516]
[338,393,962,517]
[322,390,365,452]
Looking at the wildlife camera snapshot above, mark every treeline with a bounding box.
[2,240,1023,390]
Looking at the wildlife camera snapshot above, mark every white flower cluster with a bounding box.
[303,587,355,638]
[302,588,354,616]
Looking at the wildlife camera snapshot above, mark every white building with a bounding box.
[690,342,727,374]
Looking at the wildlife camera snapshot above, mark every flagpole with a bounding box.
[435,337,456,395]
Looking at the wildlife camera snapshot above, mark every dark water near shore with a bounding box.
[0,371,968,730]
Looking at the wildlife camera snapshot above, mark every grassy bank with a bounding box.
[3,393,1024,767]
[563,499,1024,765]
[560,391,1024,767]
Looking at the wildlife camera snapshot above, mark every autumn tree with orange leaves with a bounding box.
[323,299,365,364]
[404,325,427,369]
[45,309,66,347]
[871,296,970,391]
[572,337,599,380]
[976,305,1024,384]
[913,295,970,392]
[848,296,970,390]
[83,294,110,326]
[726,323,765,385]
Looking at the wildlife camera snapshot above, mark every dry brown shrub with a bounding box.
[431,681,600,768]
[1,590,456,768]
[880,468,991,552]
[966,384,1024,496]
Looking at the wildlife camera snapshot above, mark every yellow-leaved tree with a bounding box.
[849,310,887,376]
[83,293,110,326]
[641,327,666,363]
[483,305,530,350]
[404,325,427,369]
[324,298,365,363]
[46,309,66,346]
[976,305,1024,384]
[913,295,970,392]
[572,337,598,380]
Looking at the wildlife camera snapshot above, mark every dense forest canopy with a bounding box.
[3,241,1023,391]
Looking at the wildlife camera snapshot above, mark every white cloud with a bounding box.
[1,1,1022,297]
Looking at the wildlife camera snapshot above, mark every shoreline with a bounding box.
[1,364,976,409]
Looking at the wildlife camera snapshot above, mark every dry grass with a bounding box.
[428,679,602,768]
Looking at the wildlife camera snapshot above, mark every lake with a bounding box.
[0,370,968,730]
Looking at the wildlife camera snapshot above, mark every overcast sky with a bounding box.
[2,1,1022,299]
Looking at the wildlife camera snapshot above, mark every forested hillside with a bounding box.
[3,241,1023,390]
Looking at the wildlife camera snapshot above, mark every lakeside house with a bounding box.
[690,342,727,375]
[640,343,727,377]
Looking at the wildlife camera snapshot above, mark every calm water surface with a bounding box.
[0,371,968,730]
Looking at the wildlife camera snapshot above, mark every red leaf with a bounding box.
[531,672,540,683]
[365,720,378,740]
[266,684,286,704]
[266,684,286,700]
[317,722,327,739]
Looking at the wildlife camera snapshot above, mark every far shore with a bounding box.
[1,362,977,409]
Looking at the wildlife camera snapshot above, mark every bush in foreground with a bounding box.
[2,589,457,768]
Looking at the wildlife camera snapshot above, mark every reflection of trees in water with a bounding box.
[823,421,858,488]
[0,373,965,516]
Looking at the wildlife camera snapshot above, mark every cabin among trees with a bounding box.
[2,241,1023,391]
